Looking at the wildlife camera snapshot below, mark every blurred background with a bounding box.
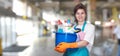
[0,0,120,56]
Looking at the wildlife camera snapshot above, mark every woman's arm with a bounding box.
[77,40,89,47]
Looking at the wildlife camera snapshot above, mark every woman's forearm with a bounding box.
[77,40,89,47]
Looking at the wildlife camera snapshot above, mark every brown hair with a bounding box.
[74,3,87,24]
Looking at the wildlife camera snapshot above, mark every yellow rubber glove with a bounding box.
[54,42,78,53]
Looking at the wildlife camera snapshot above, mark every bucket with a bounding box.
[55,32,78,51]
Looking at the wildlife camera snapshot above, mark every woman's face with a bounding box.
[75,9,86,22]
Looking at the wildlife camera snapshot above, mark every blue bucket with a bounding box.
[55,32,78,51]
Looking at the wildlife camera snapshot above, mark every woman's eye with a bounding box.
[81,12,85,14]
[76,13,79,15]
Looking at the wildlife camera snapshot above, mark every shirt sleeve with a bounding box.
[84,24,95,47]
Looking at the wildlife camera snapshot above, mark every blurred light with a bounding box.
[43,11,58,22]
[15,19,38,46]
[27,6,32,17]
[22,16,27,19]
[47,26,50,30]
[12,0,32,17]
[95,21,101,25]
[119,14,120,19]
[41,20,46,25]
[103,22,111,27]
[110,19,115,23]
[87,21,90,23]
[6,17,11,25]
[51,21,56,25]
[15,19,34,35]
[12,0,26,16]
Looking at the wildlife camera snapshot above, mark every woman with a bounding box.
[55,3,95,56]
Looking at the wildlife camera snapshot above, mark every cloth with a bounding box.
[77,32,85,40]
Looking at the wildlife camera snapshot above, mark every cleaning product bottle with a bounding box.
[57,20,64,33]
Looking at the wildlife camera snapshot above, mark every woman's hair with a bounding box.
[74,3,87,24]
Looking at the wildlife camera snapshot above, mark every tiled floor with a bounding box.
[3,37,63,56]
[19,37,63,56]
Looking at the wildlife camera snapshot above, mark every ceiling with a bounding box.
[20,0,120,15]
[22,0,120,9]
[22,0,87,11]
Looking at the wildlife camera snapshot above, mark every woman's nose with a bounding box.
[78,15,82,17]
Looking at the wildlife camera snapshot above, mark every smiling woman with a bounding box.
[54,3,95,56]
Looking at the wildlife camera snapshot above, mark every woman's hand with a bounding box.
[54,42,69,53]
[54,42,78,53]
